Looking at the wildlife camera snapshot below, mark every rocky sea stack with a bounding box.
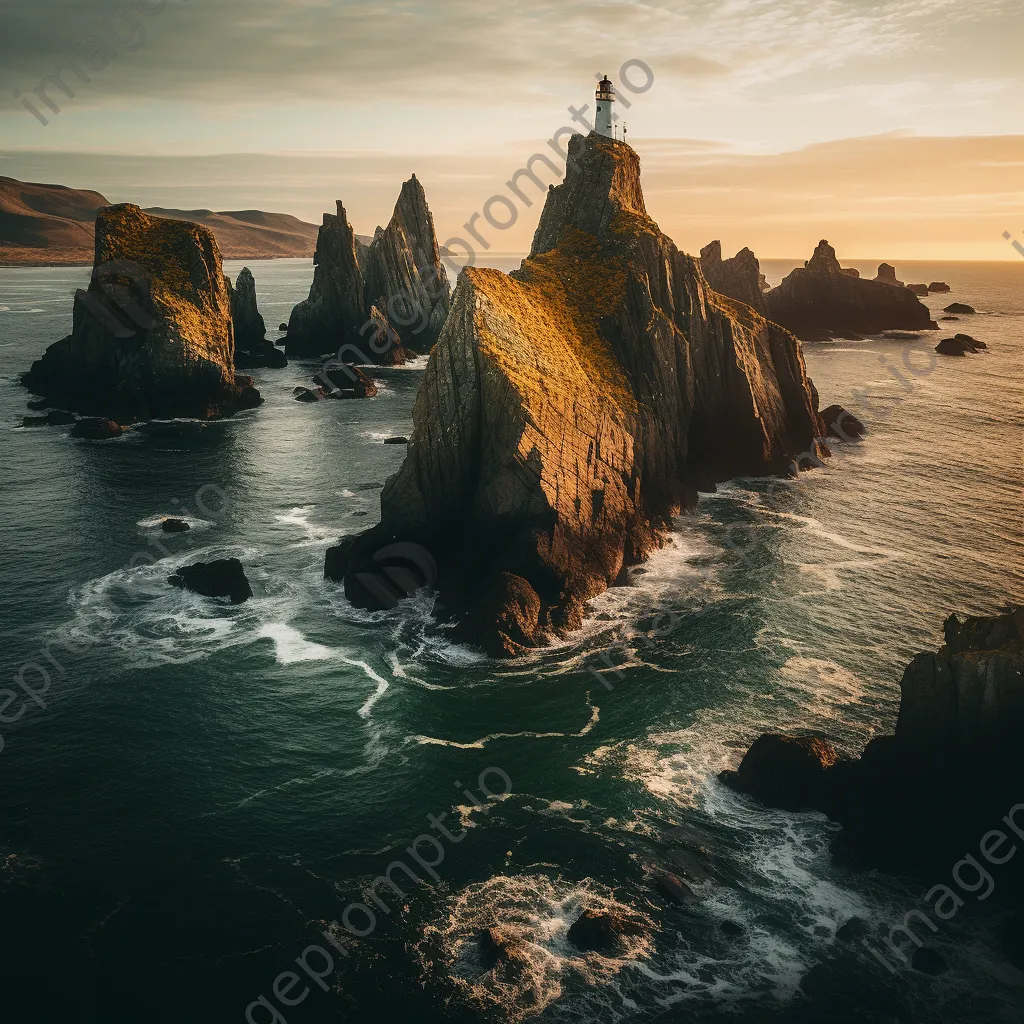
[285,176,451,362]
[23,204,261,421]
[722,606,1024,877]
[326,132,829,656]
[230,267,286,368]
[766,241,935,340]
[698,240,769,316]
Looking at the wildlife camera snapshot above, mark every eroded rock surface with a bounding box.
[285,177,450,362]
[765,241,934,339]
[699,240,769,316]
[327,133,829,655]
[230,266,285,368]
[23,204,260,420]
[722,606,1024,875]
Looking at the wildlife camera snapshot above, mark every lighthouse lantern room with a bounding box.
[595,74,616,139]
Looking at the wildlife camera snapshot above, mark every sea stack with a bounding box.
[285,176,450,362]
[874,263,904,287]
[698,240,769,316]
[230,267,286,368]
[766,241,934,339]
[326,132,829,656]
[722,606,1024,876]
[23,204,261,420]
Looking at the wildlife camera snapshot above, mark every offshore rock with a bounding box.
[285,200,366,359]
[875,263,904,287]
[766,241,934,339]
[721,606,1024,877]
[362,175,451,353]
[944,302,976,314]
[906,283,929,296]
[327,133,829,656]
[230,267,285,368]
[819,404,866,440]
[285,177,449,362]
[936,334,986,356]
[928,282,951,293]
[23,204,260,421]
[698,240,769,316]
[71,417,124,439]
[169,558,253,604]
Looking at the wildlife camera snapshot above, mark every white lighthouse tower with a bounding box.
[595,74,616,139]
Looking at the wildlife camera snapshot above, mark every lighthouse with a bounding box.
[595,74,616,139]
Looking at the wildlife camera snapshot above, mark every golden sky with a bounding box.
[2,1,1022,259]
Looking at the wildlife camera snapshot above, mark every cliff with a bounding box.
[699,240,769,316]
[229,267,285,368]
[765,241,935,339]
[23,204,260,420]
[723,606,1024,875]
[326,133,828,656]
[284,177,450,362]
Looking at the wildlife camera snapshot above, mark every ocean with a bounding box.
[0,257,1022,1024]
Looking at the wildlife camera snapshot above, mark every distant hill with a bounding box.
[0,176,320,264]
[143,208,319,259]
[0,176,107,256]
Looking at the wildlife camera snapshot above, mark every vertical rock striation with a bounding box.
[699,240,769,316]
[285,200,367,359]
[765,240,934,339]
[362,175,451,353]
[326,133,829,656]
[284,177,450,362]
[23,204,260,420]
[229,266,285,368]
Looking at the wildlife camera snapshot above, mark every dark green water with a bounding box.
[1,258,1022,1023]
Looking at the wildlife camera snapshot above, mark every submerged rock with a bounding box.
[944,302,975,314]
[699,240,768,316]
[326,133,830,656]
[383,436,408,444]
[71,417,123,439]
[22,409,75,427]
[935,334,986,356]
[567,909,648,952]
[230,267,286,368]
[161,517,190,533]
[168,558,252,604]
[23,204,261,421]
[819,404,866,440]
[765,241,933,339]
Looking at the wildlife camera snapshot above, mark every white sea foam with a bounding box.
[274,506,336,543]
[256,623,334,664]
[418,873,654,1021]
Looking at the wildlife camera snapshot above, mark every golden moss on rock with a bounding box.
[24,204,259,420]
[328,133,829,655]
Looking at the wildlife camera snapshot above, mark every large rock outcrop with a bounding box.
[699,240,769,316]
[362,175,451,353]
[284,200,367,359]
[229,267,285,368]
[765,241,934,339]
[284,177,450,362]
[23,204,260,420]
[326,133,829,656]
[723,606,1024,876]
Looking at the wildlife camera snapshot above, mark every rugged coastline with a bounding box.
[326,133,831,656]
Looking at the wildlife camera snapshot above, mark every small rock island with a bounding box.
[326,132,831,656]
[23,204,261,421]
[765,241,935,339]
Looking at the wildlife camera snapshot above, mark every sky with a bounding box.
[1,0,1023,260]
